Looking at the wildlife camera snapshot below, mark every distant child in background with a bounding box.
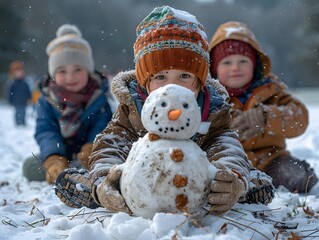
[55,6,274,215]
[209,21,318,193]
[22,24,113,184]
[7,60,31,126]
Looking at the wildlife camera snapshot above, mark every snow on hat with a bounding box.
[46,24,94,77]
[134,6,209,87]
[210,39,257,78]
[208,21,271,79]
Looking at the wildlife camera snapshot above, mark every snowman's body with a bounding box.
[119,84,216,219]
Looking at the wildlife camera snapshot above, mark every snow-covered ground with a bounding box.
[0,96,318,240]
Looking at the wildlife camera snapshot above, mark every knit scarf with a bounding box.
[226,80,253,98]
[48,79,98,138]
[236,77,272,104]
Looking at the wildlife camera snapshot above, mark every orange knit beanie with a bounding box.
[134,6,209,87]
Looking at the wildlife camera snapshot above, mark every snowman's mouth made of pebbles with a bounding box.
[154,116,191,134]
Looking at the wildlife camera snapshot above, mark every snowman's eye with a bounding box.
[161,101,167,107]
[183,103,189,109]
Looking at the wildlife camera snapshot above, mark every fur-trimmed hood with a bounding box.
[111,70,136,106]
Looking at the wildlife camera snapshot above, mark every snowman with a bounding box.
[118,84,217,219]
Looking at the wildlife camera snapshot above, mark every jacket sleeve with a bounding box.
[7,83,13,104]
[86,97,113,143]
[34,97,67,162]
[26,82,32,101]
[264,91,308,138]
[88,103,139,182]
[199,106,251,192]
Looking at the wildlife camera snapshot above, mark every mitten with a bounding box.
[209,163,246,215]
[94,165,131,214]
[240,168,275,205]
[231,105,266,141]
[44,155,68,184]
[77,143,93,169]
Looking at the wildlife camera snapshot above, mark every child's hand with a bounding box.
[96,165,131,214]
[77,143,93,169]
[44,155,68,184]
[208,163,245,215]
[231,106,266,140]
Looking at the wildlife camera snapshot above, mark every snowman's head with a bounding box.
[141,84,201,139]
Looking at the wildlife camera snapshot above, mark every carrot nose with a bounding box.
[168,109,182,120]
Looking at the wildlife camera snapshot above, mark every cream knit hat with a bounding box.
[46,24,94,77]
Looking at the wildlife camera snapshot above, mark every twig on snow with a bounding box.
[2,217,18,228]
[217,215,272,240]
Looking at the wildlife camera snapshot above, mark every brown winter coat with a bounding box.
[208,21,308,171]
[230,80,308,171]
[88,70,251,190]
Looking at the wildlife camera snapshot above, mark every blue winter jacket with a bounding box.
[8,79,31,106]
[35,72,113,163]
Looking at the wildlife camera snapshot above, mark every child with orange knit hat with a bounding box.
[54,6,274,216]
[209,21,318,193]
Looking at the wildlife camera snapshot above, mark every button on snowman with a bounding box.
[118,84,217,219]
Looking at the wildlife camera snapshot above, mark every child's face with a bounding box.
[148,69,200,97]
[54,64,89,92]
[12,69,25,79]
[217,54,254,89]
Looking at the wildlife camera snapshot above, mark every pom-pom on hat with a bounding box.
[134,6,210,87]
[46,24,94,77]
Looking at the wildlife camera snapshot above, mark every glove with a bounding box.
[95,165,131,214]
[44,155,68,184]
[231,106,266,141]
[77,143,93,169]
[240,168,275,205]
[209,163,246,215]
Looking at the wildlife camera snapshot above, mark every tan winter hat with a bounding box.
[46,24,94,77]
[209,21,271,79]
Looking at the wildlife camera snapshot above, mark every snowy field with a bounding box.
[0,94,318,240]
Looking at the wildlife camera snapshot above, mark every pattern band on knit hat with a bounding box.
[210,39,257,79]
[46,24,94,77]
[134,6,209,87]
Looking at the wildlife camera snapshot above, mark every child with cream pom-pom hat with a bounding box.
[22,24,113,188]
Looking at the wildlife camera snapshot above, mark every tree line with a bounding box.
[1,0,318,98]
